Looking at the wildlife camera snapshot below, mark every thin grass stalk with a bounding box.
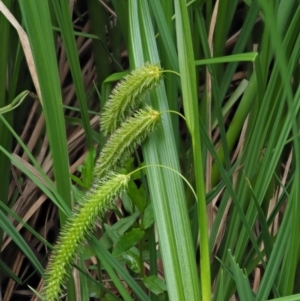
[149,0,180,148]
[194,9,228,186]
[0,0,12,250]
[173,1,211,300]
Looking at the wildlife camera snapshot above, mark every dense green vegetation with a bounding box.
[0,1,300,300]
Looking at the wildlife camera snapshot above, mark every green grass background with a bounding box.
[0,0,300,300]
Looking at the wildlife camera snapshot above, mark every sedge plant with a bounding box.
[2,2,300,301]
[43,63,166,300]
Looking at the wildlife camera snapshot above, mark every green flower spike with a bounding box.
[100,63,162,135]
[43,173,130,301]
[94,106,161,180]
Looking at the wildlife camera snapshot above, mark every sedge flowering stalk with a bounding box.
[94,106,161,180]
[43,173,130,301]
[43,63,165,300]
[100,63,163,135]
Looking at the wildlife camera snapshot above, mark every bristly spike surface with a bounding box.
[100,63,162,135]
[43,173,130,301]
[94,106,160,180]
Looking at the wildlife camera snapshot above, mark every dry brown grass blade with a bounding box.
[3,253,25,301]
[1,195,47,251]
[0,0,41,99]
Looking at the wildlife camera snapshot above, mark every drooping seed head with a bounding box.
[94,106,160,180]
[100,63,163,135]
[43,173,130,301]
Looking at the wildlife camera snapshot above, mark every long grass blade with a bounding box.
[128,1,201,300]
